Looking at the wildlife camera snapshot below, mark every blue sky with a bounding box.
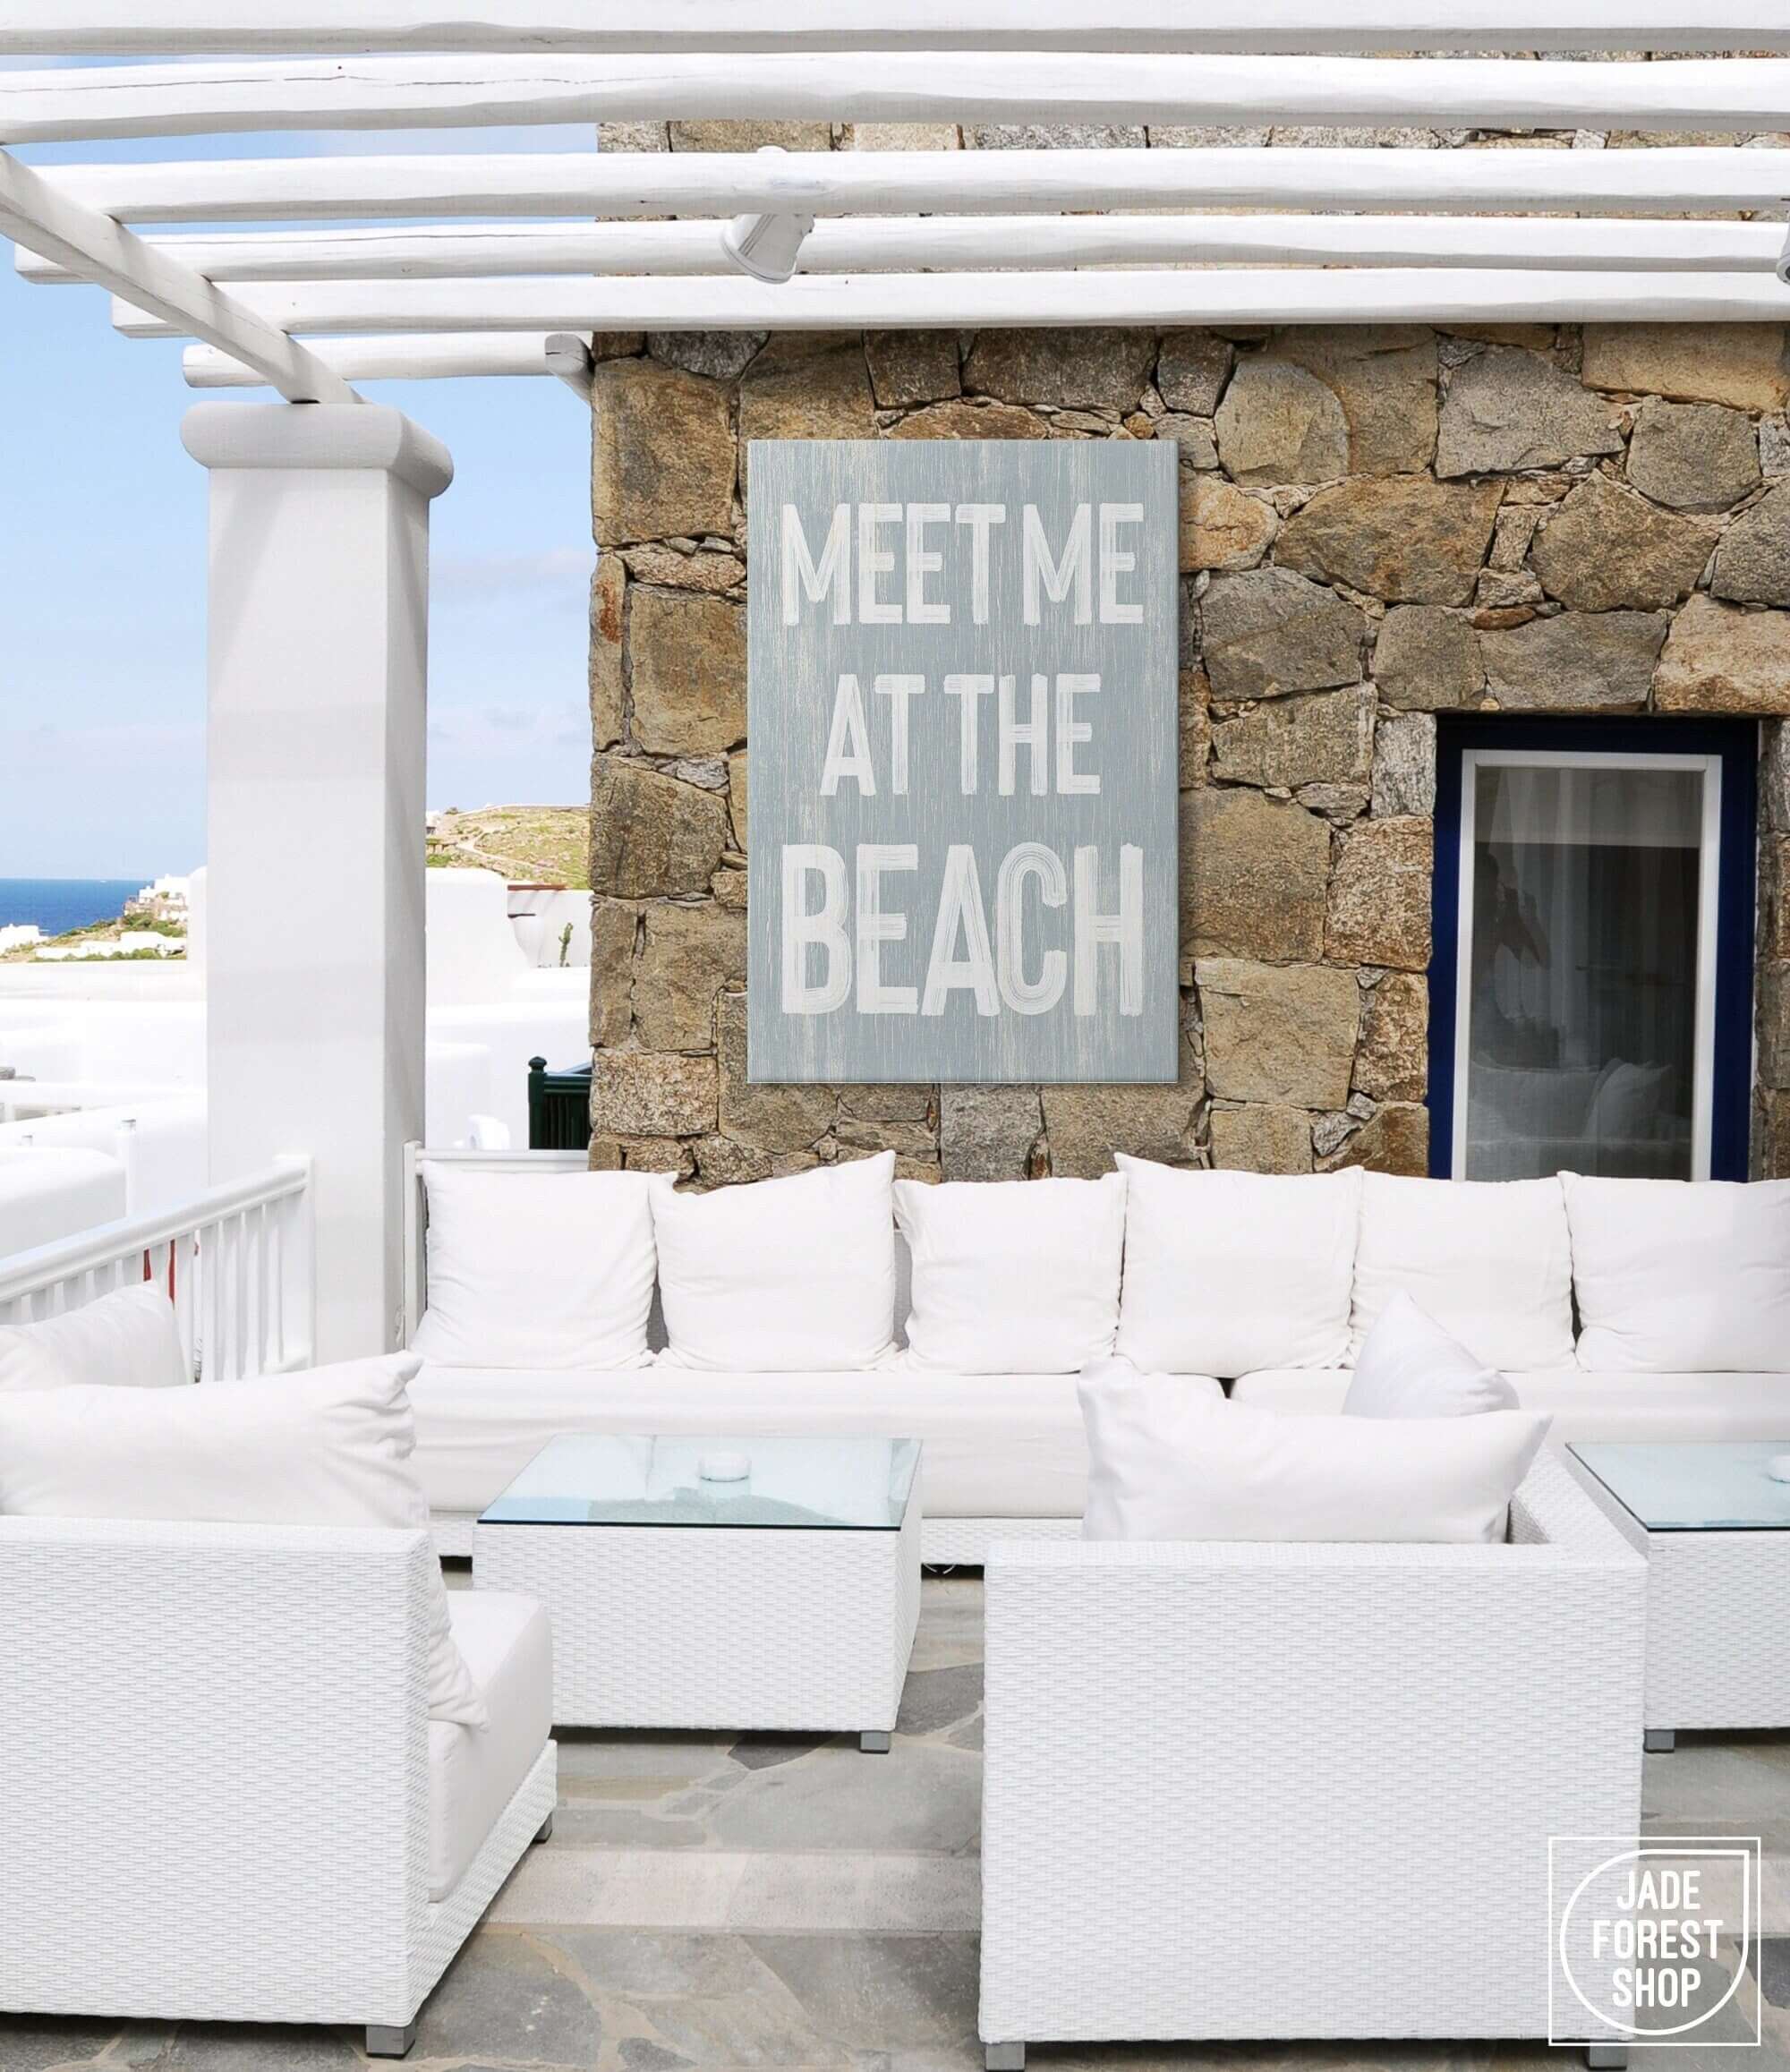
[0,108,598,880]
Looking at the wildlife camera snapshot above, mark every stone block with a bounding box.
[1325,816,1433,970]
[842,122,962,152]
[1581,323,1790,412]
[1761,836,1790,964]
[1156,331,1233,416]
[1213,357,1349,486]
[739,341,877,485]
[1179,666,1212,786]
[588,898,637,1049]
[1209,686,1373,791]
[716,992,836,1150]
[1199,567,1366,700]
[1654,595,1790,715]
[1529,474,1716,611]
[727,750,748,851]
[865,331,960,408]
[1354,970,1428,1103]
[1276,477,1502,606]
[591,359,735,547]
[1180,473,1277,572]
[1627,399,1761,513]
[627,588,746,757]
[1436,345,1623,477]
[620,542,745,595]
[590,1050,717,1138]
[888,399,1050,440]
[840,1084,933,1122]
[1373,606,1485,710]
[1711,485,1790,607]
[962,328,1156,412]
[1760,962,1790,1089]
[1370,712,1436,817]
[650,332,765,382]
[1180,785,1333,961]
[669,119,833,152]
[1208,1103,1313,1174]
[590,755,731,899]
[618,1135,695,1178]
[691,1135,775,1188]
[633,900,747,1053]
[1042,1048,1204,1178]
[1197,959,1360,1110]
[1273,326,1439,476]
[939,1086,1042,1181]
[1766,721,1790,832]
[589,552,626,749]
[1757,1088,1790,1180]
[1322,1102,1430,1176]
[1480,610,1669,712]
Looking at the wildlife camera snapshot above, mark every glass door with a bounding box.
[1430,721,1757,1183]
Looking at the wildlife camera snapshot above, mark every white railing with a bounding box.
[0,1156,314,1381]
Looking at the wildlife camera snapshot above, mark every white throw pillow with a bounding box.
[653,1153,898,1371]
[1113,1156,1361,1377]
[1350,1173,1575,1371]
[413,1164,663,1370]
[0,1284,190,1392]
[894,1173,1125,1374]
[1343,1292,1519,1418]
[0,1352,486,1727]
[1078,1354,1549,1543]
[1563,1173,1790,1373]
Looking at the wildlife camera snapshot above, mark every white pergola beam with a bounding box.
[186,332,609,385]
[44,147,1790,228]
[6,4,1790,55]
[59,213,1787,291]
[0,148,355,403]
[6,54,1790,146]
[156,269,1790,354]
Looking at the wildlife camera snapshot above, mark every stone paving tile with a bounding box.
[410,1929,602,2068]
[0,2015,123,2069]
[896,1665,983,1738]
[146,2025,363,2070]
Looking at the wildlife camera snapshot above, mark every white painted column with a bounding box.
[181,403,453,1363]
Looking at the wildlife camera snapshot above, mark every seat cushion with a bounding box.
[1233,1368,1790,1445]
[408,1361,1223,1522]
[431,1590,552,1902]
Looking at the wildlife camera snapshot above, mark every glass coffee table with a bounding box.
[1570,1442,1790,1751]
[473,1434,922,1751]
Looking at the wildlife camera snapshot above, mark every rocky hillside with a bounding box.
[426,806,589,889]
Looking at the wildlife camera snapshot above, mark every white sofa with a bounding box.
[404,1149,1790,1562]
[0,1514,556,2057]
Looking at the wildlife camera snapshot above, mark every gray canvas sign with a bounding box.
[746,439,1179,1085]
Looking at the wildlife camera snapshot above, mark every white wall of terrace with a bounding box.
[180,402,450,1361]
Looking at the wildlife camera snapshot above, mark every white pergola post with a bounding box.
[181,402,452,1363]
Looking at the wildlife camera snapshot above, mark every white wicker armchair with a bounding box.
[0,1515,556,2056]
[978,1452,1646,2069]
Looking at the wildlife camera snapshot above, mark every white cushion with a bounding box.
[407,1360,1223,1522]
[1079,1355,1550,1543]
[431,1590,552,1900]
[413,1164,662,1370]
[1342,1292,1519,1419]
[0,1352,485,1727]
[1564,1174,1790,1373]
[1350,1173,1574,1372]
[893,1174,1125,1375]
[0,1284,189,1392]
[1113,1156,1361,1377]
[652,1153,898,1371]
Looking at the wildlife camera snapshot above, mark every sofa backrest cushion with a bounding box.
[1079,1354,1550,1543]
[1564,1173,1790,1373]
[1351,1173,1575,1372]
[653,1152,899,1371]
[0,1351,486,1727]
[1113,1156,1361,1377]
[413,1164,663,1371]
[894,1173,1125,1375]
[0,1283,189,1392]
[1343,1291,1520,1419]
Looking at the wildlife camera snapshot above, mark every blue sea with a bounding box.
[0,878,143,936]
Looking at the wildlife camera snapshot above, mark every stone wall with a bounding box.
[586,313,1790,1184]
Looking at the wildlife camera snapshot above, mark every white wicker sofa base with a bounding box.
[977,1452,1646,2068]
[0,1516,557,2056]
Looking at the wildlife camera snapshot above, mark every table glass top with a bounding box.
[1571,1442,1790,1532]
[479,1434,920,1531]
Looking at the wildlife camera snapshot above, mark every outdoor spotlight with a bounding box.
[1779,217,1790,288]
[720,146,814,283]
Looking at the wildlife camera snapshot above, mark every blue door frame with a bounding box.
[1428,715,1759,1182]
